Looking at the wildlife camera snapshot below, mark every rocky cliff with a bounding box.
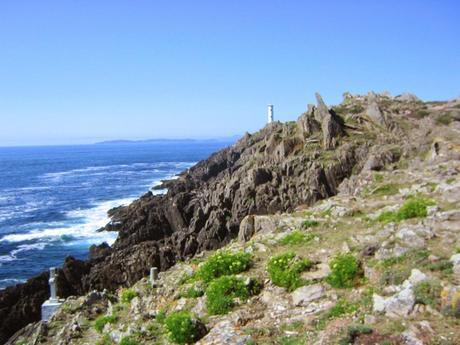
[2,92,459,344]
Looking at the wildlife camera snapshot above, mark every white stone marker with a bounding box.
[41,267,63,321]
[268,104,274,124]
[150,267,159,287]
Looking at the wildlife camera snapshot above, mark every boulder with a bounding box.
[291,283,325,306]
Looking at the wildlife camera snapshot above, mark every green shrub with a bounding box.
[436,112,454,125]
[205,275,260,315]
[196,250,252,282]
[301,220,319,229]
[164,311,204,344]
[326,298,359,318]
[414,280,442,307]
[326,254,362,288]
[267,252,313,291]
[119,337,139,345]
[414,109,430,119]
[94,314,118,333]
[377,196,435,223]
[339,325,373,345]
[279,230,316,246]
[120,288,138,303]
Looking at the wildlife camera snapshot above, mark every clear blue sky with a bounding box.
[0,0,459,146]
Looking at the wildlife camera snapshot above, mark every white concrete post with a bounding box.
[150,267,159,287]
[268,105,274,124]
[49,267,57,301]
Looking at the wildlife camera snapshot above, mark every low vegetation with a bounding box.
[94,314,118,333]
[377,196,435,223]
[267,252,313,291]
[279,230,316,246]
[205,275,260,315]
[301,219,319,229]
[119,336,139,345]
[164,311,204,344]
[195,250,252,282]
[326,254,362,288]
[413,279,442,307]
[120,288,138,303]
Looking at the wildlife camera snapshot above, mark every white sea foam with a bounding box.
[0,243,47,264]
[0,198,134,246]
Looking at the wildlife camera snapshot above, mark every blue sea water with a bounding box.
[0,140,232,289]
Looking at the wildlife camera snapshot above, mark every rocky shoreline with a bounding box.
[2,92,459,344]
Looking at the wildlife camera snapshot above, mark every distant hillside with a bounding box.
[94,136,241,145]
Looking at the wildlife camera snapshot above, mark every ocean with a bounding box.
[0,140,233,289]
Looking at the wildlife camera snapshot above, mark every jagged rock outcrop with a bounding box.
[0,92,433,343]
[366,92,387,127]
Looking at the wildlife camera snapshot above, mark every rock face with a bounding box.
[0,92,403,343]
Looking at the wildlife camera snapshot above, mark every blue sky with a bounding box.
[0,0,459,146]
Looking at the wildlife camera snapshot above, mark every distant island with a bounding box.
[94,136,241,145]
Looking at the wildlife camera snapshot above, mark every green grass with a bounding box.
[301,220,319,229]
[326,298,359,318]
[379,249,430,269]
[94,314,118,333]
[267,252,313,291]
[195,250,252,282]
[373,173,384,183]
[377,196,436,223]
[119,337,139,345]
[205,275,260,315]
[164,311,204,344]
[414,280,442,307]
[379,268,410,286]
[326,254,362,288]
[370,183,401,197]
[279,230,317,246]
[180,285,204,298]
[120,288,138,303]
